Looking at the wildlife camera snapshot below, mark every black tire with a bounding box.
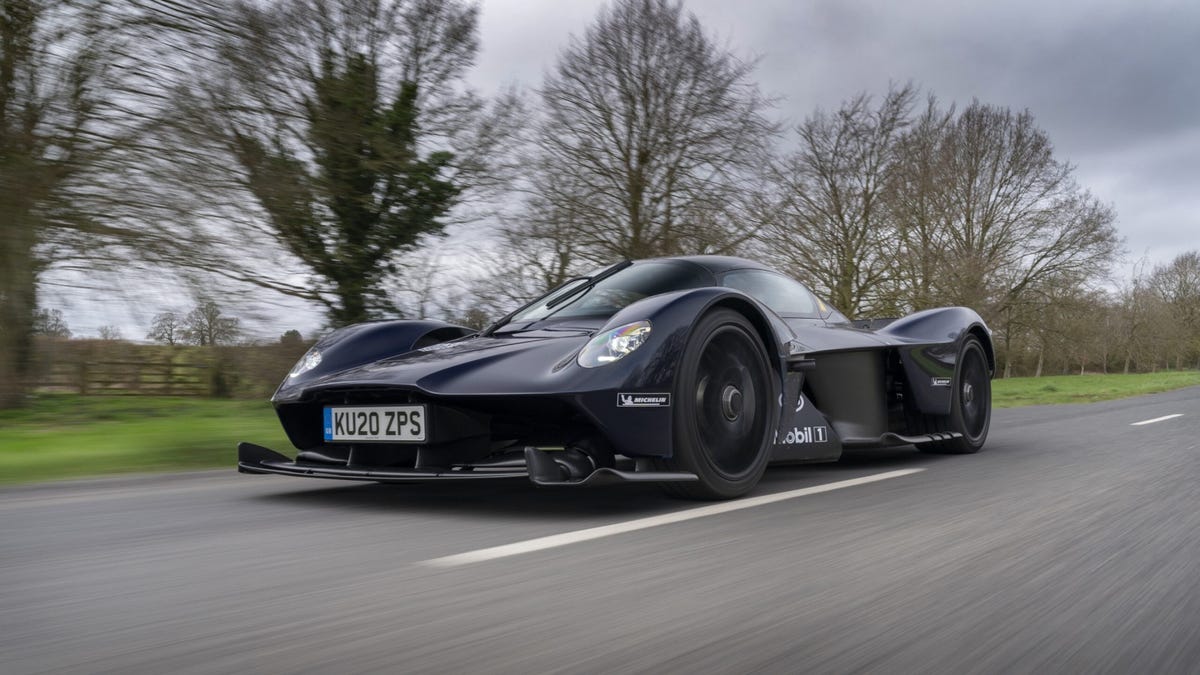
[655,309,776,499]
[917,336,991,454]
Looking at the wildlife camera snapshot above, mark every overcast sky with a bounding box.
[471,0,1199,267]
[56,0,1200,338]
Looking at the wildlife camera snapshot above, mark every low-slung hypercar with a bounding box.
[239,256,993,499]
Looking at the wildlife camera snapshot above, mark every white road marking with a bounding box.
[1130,414,1183,426]
[419,468,926,567]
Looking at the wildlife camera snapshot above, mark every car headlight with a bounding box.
[578,321,652,368]
[289,347,323,378]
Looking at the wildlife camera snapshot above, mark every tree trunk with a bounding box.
[0,212,39,409]
[0,295,35,408]
[1034,348,1044,378]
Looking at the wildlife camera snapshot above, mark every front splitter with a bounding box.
[237,442,698,486]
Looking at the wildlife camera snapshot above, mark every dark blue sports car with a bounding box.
[239,255,993,499]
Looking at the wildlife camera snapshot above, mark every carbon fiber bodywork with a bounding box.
[240,256,993,488]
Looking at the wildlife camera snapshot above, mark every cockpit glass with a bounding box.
[510,261,712,323]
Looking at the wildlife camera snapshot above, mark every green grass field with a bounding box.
[1,371,1197,485]
[0,396,289,485]
[991,371,1200,408]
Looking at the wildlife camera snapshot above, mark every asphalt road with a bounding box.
[2,387,1198,674]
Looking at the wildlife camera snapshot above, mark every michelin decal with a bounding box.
[618,393,671,407]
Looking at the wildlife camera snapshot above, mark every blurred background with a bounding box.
[3,4,1200,673]
[1,0,1198,480]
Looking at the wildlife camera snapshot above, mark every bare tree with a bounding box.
[2,2,120,404]
[896,101,1121,316]
[1111,264,1172,374]
[0,1,219,407]
[1014,282,1103,376]
[147,311,184,346]
[465,199,591,319]
[97,325,123,341]
[524,0,778,266]
[390,250,449,319]
[1149,251,1200,369]
[888,96,957,311]
[766,85,917,318]
[1058,289,1111,375]
[31,309,71,338]
[181,301,241,346]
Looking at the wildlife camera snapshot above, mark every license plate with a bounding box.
[323,405,426,443]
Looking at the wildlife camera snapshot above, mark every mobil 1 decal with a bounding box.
[771,371,842,461]
[777,424,828,444]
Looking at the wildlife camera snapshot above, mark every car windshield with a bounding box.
[507,261,713,325]
[721,269,822,318]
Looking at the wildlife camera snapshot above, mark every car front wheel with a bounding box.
[657,308,775,499]
[917,335,991,454]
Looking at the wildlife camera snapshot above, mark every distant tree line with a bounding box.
[1,0,1195,407]
[34,298,308,349]
[146,301,241,347]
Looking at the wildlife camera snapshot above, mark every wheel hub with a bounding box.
[720,385,743,421]
[963,382,974,405]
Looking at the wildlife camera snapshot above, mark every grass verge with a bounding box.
[0,396,289,486]
[1,372,1198,486]
[992,371,1200,408]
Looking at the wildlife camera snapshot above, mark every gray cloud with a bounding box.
[470,0,1199,268]
[50,0,1195,335]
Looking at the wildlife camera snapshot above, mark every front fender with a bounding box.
[578,288,789,458]
[880,307,993,415]
[598,286,791,389]
[879,306,990,347]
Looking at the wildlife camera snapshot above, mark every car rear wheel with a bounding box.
[656,309,775,499]
[917,336,991,454]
